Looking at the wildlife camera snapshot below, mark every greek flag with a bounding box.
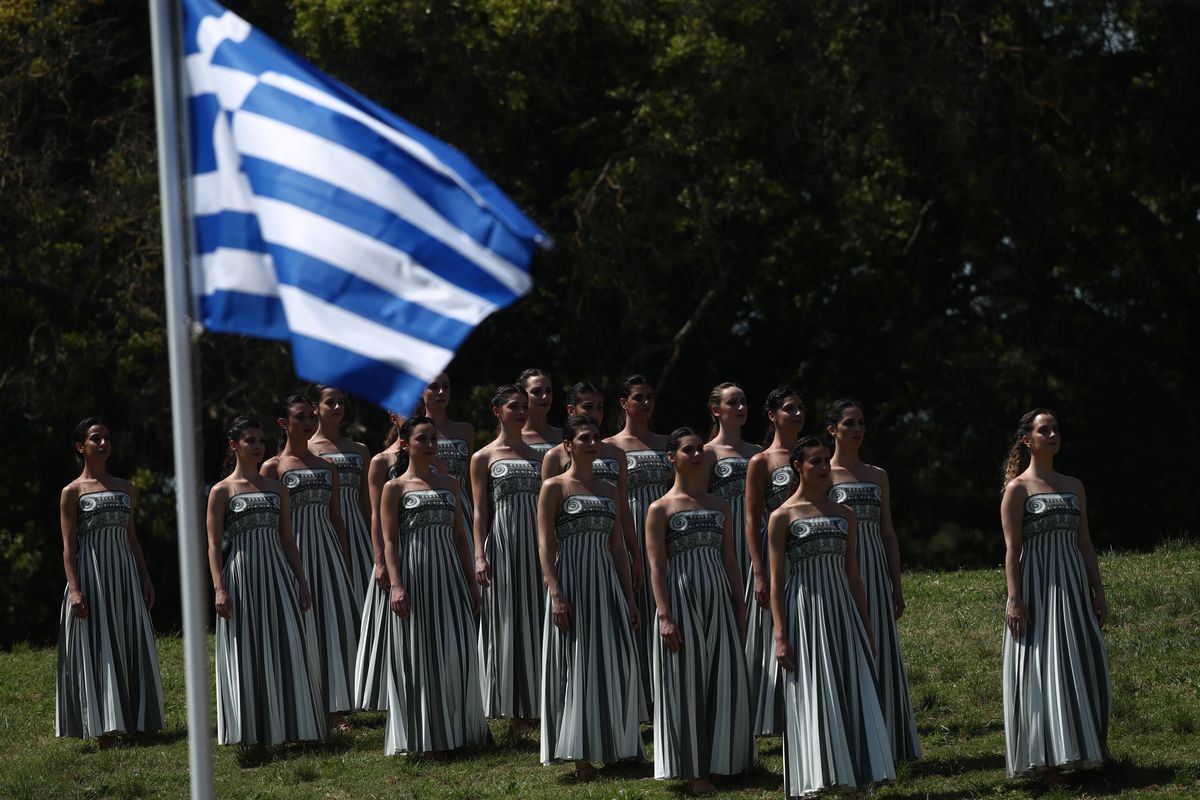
[183,0,548,411]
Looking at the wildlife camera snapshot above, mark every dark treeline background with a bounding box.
[2,0,1196,644]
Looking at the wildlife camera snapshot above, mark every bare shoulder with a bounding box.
[470,444,493,465]
[709,494,733,517]
[1002,478,1032,504]
[208,480,233,504]
[429,473,459,494]
[260,477,288,496]
[862,462,888,486]
[648,432,671,450]
[261,455,281,476]
[60,481,82,505]
[110,476,136,494]
[1059,473,1085,495]
[349,439,371,460]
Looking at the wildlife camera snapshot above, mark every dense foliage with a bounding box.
[2,0,1196,643]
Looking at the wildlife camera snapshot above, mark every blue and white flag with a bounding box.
[182,0,548,412]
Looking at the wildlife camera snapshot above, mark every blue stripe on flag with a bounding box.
[239,155,519,305]
[189,94,221,174]
[195,211,265,254]
[202,290,289,341]
[289,335,431,415]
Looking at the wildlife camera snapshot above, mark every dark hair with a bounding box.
[706,381,742,439]
[518,368,552,390]
[565,381,602,409]
[615,373,652,430]
[277,393,313,453]
[1002,408,1057,492]
[490,384,527,434]
[788,434,830,470]
[73,416,108,465]
[222,416,264,477]
[825,398,863,430]
[762,386,804,447]
[391,415,436,478]
[666,426,703,457]
[561,414,600,443]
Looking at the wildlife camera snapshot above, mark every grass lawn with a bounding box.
[2,541,1197,799]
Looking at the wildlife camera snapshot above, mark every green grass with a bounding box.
[2,541,1197,799]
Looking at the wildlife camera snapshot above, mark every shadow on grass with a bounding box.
[1050,757,1179,797]
[122,727,189,747]
[349,711,388,729]
[234,734,354,767]
[907,751,1006,778]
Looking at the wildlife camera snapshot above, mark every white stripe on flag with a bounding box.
[200,250,277,296]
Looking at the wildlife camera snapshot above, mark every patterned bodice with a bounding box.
[224,492,281,535]
[785,515,849,563]
[626,450,672,492]
[323,451,363,492]
[76,490,130,535]
[1022,493,1080,542]
[592,456,621,485]
[555,495,616,541]
[282,468,333,509]
[399,489,457,534]
[828,482,881,526]
[529,442,555,455]
[488,459,541,504]
[437,438,470,483]
[709,457,749,501]
[665,508,725,558]
[765,465,798,513]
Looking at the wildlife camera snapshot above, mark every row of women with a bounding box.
[56,372,1111,797]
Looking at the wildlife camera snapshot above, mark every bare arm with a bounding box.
[645,504,680,651]
[354,443,372,528]
[717,500,746,641]
[842,509,874,655]
[1001,483,1028,639]
[380,481,409,617]
[366,455,392,589]
[325,466,351,569]
[877,471,904,620]
[1074,484,1107,627]
[60,486,86,619]
[767,511,794,670]
[538,481,569,632]
[744,456,770,607]
[469,452,492,586]
[449,483,479,611]
[206,485,230,619]
[541,445,567,478]
[275,491,311,612]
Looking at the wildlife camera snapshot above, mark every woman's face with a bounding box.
[494,392,529,427]
[232,427,266,466]
[281,402,318,441]
[829,405,865,447]
[621,383,655,420]
[404,423,439,460]
[1025,413,1060,455]
[524,375,553,416]
[713,386,748,430]
[423,373,451,409]
[78,424,111,462]
[793,444,832,487]
[669,434,706,473]
[569,391,605,425]
[317,388,346,424]
[770,394,805,435]
[566,424,601,461]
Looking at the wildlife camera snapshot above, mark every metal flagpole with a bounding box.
[149,1,214,798]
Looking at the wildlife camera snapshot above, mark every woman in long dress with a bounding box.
[519,368,562,456]
[743,386,804,737]
[1001,409,1109,780]
[207,416,326,746]
[539,415,642,778]
[605,374,672,717]
[423,372,476,535]
[703,382,761,580]
[647,427,752,794]
[309,386,373,613]
[770,435,894,797]
[380,415,487,755]
[56,418,164,747]
[261,394,358,730]
[470,384,544,729]
[826,399,921,762]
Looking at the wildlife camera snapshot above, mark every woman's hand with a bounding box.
[1006,598,1029,640]
[892,587,905,621]
[551,593,572,633]
[142,577,156,611]
[753,569,770,609]
[474,554,491,587]
[1093,592,1108,628]
[298,580,312,612]
[69,589,88,620]
[775,634,795,672]
[214,588,232,619]
[658,615,682,652]
[374,557,389,590]
[390,584,410,618]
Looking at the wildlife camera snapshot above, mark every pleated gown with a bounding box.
[780,515,894,797]
[479,458,543,719]
[828,482,921,762]
[385,489,488,754]
[746,464,795,736]
[1002,492,1110,778]
[56,490,165,738]
[323,452,372,609]
[438,437,473,534]
[215,491,326,745]
[353,456,399,712]
[541,495,643,765]
[653,509,754,779]
[709,458,751,577]
[626,449,673,716]
[284,468,359,714]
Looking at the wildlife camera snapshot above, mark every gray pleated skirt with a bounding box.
[744,526,784,737]
[354,577,391,711]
